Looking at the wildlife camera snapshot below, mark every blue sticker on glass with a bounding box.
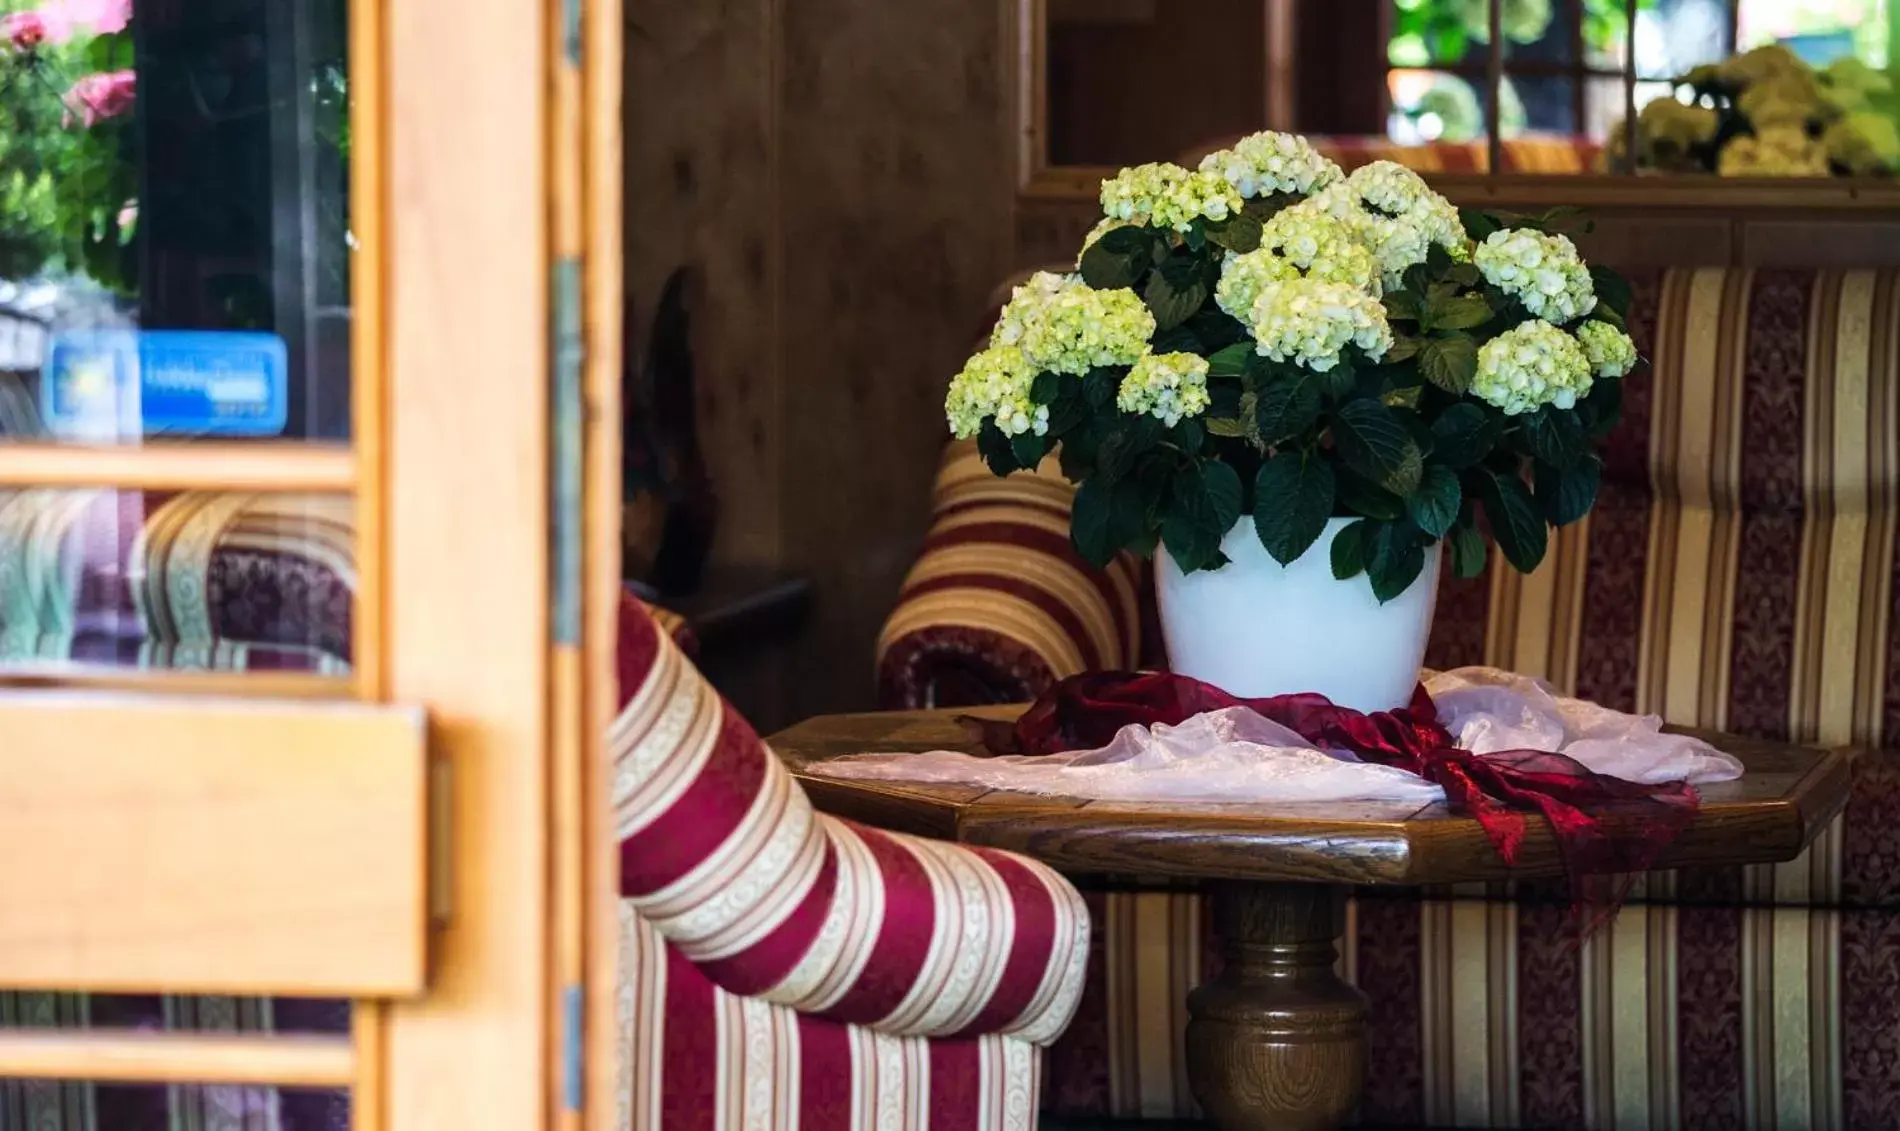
[42,329,289,438]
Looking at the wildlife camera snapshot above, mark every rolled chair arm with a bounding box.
[615,602,1091,1044]
[876,439,1143,710]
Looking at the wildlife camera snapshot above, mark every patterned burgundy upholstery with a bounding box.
[615,600,1090,1128]
[878,267,1900,1127]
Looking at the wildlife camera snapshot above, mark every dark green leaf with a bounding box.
[1384,289,1425,323]
[1046,385,1090,436]
[1449,516,1489,578]
[1535,454,1601,527]
[1332,399,1423,496]
[1173,418,1205,455]
[1520,407,1586,469]
[1425,292,1492,332]
[1199,459,1245,534]
[1030,371,1059,404]
[1242,193,1296,223]
[1384,336,1422,363]
[1083,368,1120,409]
[1150,324,1202,354]
[1097,430,1136,482]
[1419,335,1479,394]
[1406,464,1462,539]
[1446,261,1483,288]
[1071,477,1147,567]
[1254,370,1324,445]
[1591,265,1633,319]
[1366,522,1428,604]
[1472,468,1548,573]
[1336,469,1406,521]
[1070,477,1116,566]
[1161,510,1228,573]
[1580,378,1623,440]
[1330,519,1371,580]
[1318,360,1359,400]
[1252,452,1336,565]
[1206,342,1254,377]
[1011,430,1048,468]
[1207,213,1263,253]
[1459,208,1502,242]
[1429,402,1500,470]
[1188,308,1249,352]
[1143,257,1211,332]
[1184,221,1207,252]
[1078,226,1164,290]
[976,420,1021,476]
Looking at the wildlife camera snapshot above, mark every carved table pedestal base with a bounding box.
[1186,882,1367,1131]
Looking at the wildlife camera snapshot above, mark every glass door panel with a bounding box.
[0,0,352,445]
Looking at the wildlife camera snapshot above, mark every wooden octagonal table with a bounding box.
[771,705,1851,1131]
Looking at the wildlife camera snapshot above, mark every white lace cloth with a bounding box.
[806,667,1744,804]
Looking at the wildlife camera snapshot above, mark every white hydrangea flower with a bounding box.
[1472,320,1594,415]
[1473,228,1597,323]
[1098,162,1241,232]
[1717,125,1831,176]
[1248,278,1393,373]
[1197,131,1343,199]
[1303,162,1467,286]
[945,344,1042,439]
[1258,206,1380,292]
[1215,247,1298,321]
[1576,321,1637,378]
[1116,351,1212,426]
[989,271,1154,376]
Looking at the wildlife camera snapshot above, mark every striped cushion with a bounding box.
[616,601,1090,1044]
[618,905,1042,1131]
[876,440,1143,709]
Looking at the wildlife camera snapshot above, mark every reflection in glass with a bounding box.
[0,487,352,671]
[0,0,352,442]
[0,990,349,1130]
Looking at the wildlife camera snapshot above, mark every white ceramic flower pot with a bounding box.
[1155,516,1441,712]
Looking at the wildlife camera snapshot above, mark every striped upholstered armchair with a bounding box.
[878,266,1900,1127]
[615,598,1090,1128]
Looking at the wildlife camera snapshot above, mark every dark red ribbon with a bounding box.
[967,671,1700,931]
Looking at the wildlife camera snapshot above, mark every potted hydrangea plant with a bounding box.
[944,131,1636,711]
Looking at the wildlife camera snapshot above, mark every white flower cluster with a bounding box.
[1258,207,1380,291]
[1215,248,1297,322]
[1473,228,1597,323]
[1247,278,1393,373]
[1472,320,1594,415]
[1303,161,1468,285]
[990,271,1155,376]
[1099,162,1241,232]
[1116,351,1212,426]
[1197,131,1343,199]
[945,345,1041,439]
[1717,124,1830,176]
[1576,320,1638,378]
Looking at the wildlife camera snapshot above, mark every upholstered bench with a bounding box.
[878,266,1900,1128]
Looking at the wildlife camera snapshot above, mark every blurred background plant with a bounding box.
[0,0,136,292]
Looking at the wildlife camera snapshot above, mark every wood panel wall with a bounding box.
[625,0,1013,727]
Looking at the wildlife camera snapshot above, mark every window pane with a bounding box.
[0,488,352,672]
[0,992,350,1131]
[1634,0,1735,78]
[1503,0,1577,62]
[1388,69,1494,143]
[1739,0,1890,68]
[1388,0,1489,67]
[0,0,353,444]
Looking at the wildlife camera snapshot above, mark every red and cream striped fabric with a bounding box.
[616,601,1089,1059]
[619,907,1043,1131]
[876,440,1144,708]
